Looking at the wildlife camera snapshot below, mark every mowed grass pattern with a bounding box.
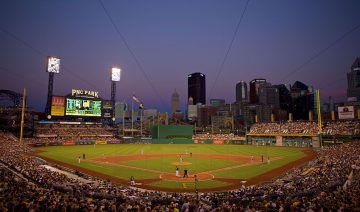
[37,144,305,190]
[123,157,238,173]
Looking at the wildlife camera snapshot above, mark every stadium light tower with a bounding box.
[111,67,121,124]
[45,56,60,117]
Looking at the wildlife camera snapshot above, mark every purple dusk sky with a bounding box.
[1,0,360,113]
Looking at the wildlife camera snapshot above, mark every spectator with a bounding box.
[0,132,360,211]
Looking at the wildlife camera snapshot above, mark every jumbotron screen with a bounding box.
[65,98,102,117]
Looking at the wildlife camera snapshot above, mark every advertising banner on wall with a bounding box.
[77,140,95,145]
[48,142,62,146]
[51,96,65,116]
[107,140,121,144]
[63,141,76,146]
[213,140,224,145]
[102,100,113,118]
[193,140,204,144]
[338,106,355,119]
[96,140,107,145]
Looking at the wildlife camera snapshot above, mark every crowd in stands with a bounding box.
[249,120,360,136]
[32,120,360,141]
[24,137,66,145]
[249,121,318,135]
[24,137,123,146]
[1,132,360,211]
[322,120,360,136]
[34,123,116,138]
[27,123,119,145]
[193,133,243,140]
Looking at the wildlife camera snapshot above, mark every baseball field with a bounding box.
[35,144,315,192]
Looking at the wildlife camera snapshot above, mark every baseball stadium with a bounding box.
[1,84,360,210]
[3,1,360,210]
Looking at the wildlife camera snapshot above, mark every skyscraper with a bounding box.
[273,84,292,109]
[259,86,280,108]
[291,81,314,120]
[249,78,267,104]
[171,89,180,115]
[188,72,206,105]
[210,99,225,107]
[347,57,360,100]
[236,81,247,102]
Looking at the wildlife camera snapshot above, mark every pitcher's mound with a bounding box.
[172,162,192,166]
[160,173,214,182]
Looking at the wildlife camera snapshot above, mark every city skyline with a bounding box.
[1,1,360,113]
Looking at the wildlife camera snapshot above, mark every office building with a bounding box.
[259,86,280,108]
[250,78,267,104]
[210,99,225,107]
[188,72,206,105]
[291,81,315,120]
[347,57,360,100]
[255,104,272,123]
[143,109,158,119]
[236,81,248,102]
[187,105,197,121]
[171,89,180,116]
[197,105,217,127]
[273,84,292,112]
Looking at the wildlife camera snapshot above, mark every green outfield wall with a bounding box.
[152,138,194,144]
[151,125,193,139]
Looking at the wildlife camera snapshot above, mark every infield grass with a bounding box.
[123,157,238,173]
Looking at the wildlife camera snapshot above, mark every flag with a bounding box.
[132,95,140,103]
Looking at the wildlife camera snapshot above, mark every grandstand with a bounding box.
[1,87,360,210]
[246,120,360,147]
[25,121,120,147]
[0,131,359,210]
[26,120,360,146]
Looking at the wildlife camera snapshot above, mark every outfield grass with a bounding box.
[37,144,306,190]
[214,147,304,179]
